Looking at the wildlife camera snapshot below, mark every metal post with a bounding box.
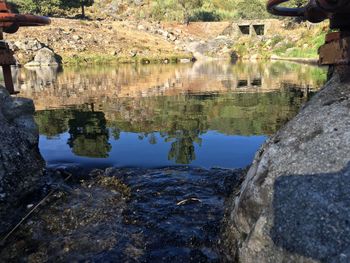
[2,64,14,94]
[267,0,350,67]
[0,27,15,94]
[0,0,50,94]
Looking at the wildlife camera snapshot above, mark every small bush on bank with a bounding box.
[189,10,221,22]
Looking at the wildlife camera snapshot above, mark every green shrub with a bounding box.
[235,0,270,19]
[190,9,221,22]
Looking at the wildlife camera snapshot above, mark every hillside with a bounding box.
[5,0,324,65]
[5,18,194,65]
[11,0,271,21]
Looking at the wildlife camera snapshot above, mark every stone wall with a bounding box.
[225,66,350,262]
[0,87,45,234]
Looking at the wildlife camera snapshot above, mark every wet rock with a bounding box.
[0,87,45,235]
[225,66,350,262]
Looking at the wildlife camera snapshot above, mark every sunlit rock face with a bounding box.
[224,67,350,262]
[0,87,45,234]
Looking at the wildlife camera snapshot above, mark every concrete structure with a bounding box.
[222,19,283,37]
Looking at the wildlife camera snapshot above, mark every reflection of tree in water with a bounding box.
[35,84,316,164]
[123,98,208,164]
[167,130,203,164]
[164,104,207,164]
[35,110,70,138]
[67,111,111,158]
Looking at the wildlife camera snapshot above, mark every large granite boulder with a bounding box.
[25,47,59,67]
[8,39,60,66]
[0,87,45,234]
[225,66,350,262]
[187,36,234,60]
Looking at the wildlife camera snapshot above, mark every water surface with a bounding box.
[0,61,327,262]
[13,61,327,169]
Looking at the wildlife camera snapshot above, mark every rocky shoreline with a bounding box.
[0,88,45,236]
[4,18,323,67]
[224,66,350,262]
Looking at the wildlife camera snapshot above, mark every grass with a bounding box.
[232,23,328,60]
[62,53,193,65]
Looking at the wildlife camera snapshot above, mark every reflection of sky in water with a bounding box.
[39,131,267,169]
[21,61,326,169]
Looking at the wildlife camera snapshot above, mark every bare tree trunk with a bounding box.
[81,4,85,18]
[183,9,190,25]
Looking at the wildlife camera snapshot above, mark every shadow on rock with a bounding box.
[272,163,350,263]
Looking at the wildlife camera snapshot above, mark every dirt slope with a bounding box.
[5,18,192,64]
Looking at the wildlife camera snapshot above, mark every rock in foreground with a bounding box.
[225,67,350,262]
[0,87,45,235]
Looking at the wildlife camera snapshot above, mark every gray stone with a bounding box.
[0,87,10,101]
[129,50,137,57]
[137,24,146,31]
[179,58,191,63]
[14,39,43,52]
[24,47,59,67]
[72,35,82,41]
[0,87,45,235]
[168,33,177,42]
[225,66,350,262]
[186,36,234,60]
[33,48,59,66]
[1,97,35,121]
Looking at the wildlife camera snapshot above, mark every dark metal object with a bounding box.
[0,0,50,94]
[267,0,350,66]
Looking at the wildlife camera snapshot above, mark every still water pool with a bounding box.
[1,61,328,262]
[14,61,327,169]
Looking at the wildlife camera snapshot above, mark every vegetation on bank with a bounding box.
[149,0,271,23]
[233,22,328,60]
[9,0,267,20]
[10,0,307,22]
[9,0,94,17]
[62,53,192,65]
[8,0,324,63]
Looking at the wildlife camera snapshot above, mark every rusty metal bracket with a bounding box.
[267,0,350,66]
[0,0,50,94]
[319,32,350,65]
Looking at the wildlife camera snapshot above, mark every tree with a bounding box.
[60,0,94,18]
[235,0,269,20]
[177,0,203,25]
[35,109,71,138]
[9,0,61,15]
[67,111,111,158]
